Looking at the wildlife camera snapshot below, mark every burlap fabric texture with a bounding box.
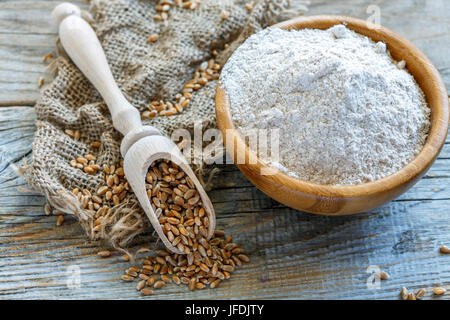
[23,0,308,251]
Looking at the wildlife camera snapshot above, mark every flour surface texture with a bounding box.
[220,25,430,185]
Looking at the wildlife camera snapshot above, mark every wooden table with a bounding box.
[1,0,449,299]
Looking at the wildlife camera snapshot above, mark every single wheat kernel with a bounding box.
[148,110,158,118]
[155,256,166,265]
[222,264,234,272]
[210,279,221,289]
[407,293,416,300]
[116,167,124,176]
[105,191,112,201]
[161,274,171,283]
[97,186,108,195]
[139,273,149,280]
[92,195,103,204]
[127,271,138,278]
[136,280,146,291]
[196,282,205,289]
[112,195,120,205]
[127,267,139,274]
[245,1,254,12]
[84,166,95,174]
[172,275,181,284]
[142,110,151,119]
[141,288,154,295]
[76,157,87,164]
[238,254,250,263]
[43,53,53,63]
[433,287,446,295]
[153,280,165,289]
[113,185,124,194]
[38,77,45,88]
[214,230,225,237]
[188,278,196,291]
[377,270,389,280]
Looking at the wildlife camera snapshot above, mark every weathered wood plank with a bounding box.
[1,105,450,299]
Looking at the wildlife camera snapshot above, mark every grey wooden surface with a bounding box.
[0,0,449,299]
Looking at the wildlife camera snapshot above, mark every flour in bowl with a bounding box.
[220,25,430,185]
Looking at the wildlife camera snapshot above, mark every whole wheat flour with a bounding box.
[221,25,430,185]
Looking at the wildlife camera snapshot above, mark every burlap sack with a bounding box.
[23,0,308,251]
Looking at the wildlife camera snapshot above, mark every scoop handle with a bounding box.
[52,3,141,136]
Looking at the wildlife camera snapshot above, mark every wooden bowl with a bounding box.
[215,15,449,215]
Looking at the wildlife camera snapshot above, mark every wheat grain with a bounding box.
[148,34,159,43]
[141,288,154,295]
[221,10,228,20]
[433,287,446,295]
[56,215,64,226]
[415,288,426,299]
[440,245,450,254]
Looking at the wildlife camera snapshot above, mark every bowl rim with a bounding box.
[215,15,449,199]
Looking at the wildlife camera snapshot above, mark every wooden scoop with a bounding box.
[52,3,215,254]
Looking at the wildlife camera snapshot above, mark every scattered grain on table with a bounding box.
[415,288,426,299]
[400,287,408,300]
[43,52,53,63]
[148,34,159,43]
[439,245,450,254]
[56,215,64,226]
[377,270,389,280]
